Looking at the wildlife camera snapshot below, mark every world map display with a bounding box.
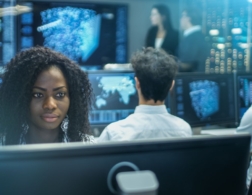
[88,73,138,124]
[95,76,136,109]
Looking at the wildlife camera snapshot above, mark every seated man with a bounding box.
[237,106,252,188]
[98,47,192,142]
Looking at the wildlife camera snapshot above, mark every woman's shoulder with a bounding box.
[81,134,97,144]
[146,26,158,46]
[148,26,158,33]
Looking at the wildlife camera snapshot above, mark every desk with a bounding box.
[201,128,236,136]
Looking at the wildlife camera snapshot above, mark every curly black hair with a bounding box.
[0,46,92,145]
[131,47,177,102]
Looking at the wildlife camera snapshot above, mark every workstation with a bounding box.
[1,0,252,194]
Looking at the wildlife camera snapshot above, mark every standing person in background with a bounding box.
[145,4,179,56]
[0,46,95,145]
[178,7,209,72]
[98,47,192,142]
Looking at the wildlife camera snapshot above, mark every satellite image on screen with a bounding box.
[173,74,235,126]
[189,80,219,119]
[18,2,128,67]
[38,7,100,62]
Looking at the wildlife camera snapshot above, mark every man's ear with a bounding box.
[169,80,175,91]
[135,77,140,89]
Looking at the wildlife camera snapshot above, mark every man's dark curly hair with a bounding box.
[0,46,92,145]
[131,47,177,102]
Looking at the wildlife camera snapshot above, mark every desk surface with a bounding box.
[200,128,236,135]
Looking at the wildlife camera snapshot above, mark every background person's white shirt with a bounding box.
[155,38,164,49]
[183,25,201,37]
[98,105,192,142]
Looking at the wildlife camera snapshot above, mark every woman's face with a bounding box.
[150,8,163,26]
[29,66,70,132]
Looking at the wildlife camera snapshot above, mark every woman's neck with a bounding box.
[27,126,60,144]
[157,24,166,38]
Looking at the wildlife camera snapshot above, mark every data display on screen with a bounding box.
[88,71,138,125]
[17,1,128,67]
[171,73,236,126]
[237,74,252,119]
[0,1,16,66]
[180,0,251,73]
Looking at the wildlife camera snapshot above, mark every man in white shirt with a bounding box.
[178,7,209,72]
[237,106,252,188]
[98,47,192,142]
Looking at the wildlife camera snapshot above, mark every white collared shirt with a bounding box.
[183,25,201,37]
[155,38,164,49]
[237,106,252,187]
[98,105,192,142]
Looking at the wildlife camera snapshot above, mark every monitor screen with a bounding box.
[237,73,252,120]
[88,70,172,125]
[0,134,250,195]
[88,71,138,125]
[171,73,236,127]
[17,1,128,67]
[0,1,16,66]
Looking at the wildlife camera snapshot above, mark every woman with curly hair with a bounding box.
[0,46,94,145]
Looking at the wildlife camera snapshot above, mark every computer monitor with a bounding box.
[17,1,128,67]
[88,71,138,125]
[170,73,236,127]
[0,1,16,66]
[236,72,252,121]
[88,70,171,126]
[0,134,250,195]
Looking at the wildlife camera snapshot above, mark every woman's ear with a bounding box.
[134,77,140,90]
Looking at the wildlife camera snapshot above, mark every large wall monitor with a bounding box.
[17,1,128,67]
[171,73,236,127]
[0,134,250,195]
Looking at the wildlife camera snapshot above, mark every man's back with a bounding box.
[98,105,192,142]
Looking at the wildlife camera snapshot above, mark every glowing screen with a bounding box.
[17,2,128,67]
[172,73,235,126]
